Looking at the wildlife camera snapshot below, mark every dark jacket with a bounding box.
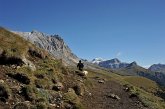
[77,62,84,71]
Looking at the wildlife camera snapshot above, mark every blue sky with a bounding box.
[0,0,165,67]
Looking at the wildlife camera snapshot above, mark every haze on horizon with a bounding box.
[0,0,165,67]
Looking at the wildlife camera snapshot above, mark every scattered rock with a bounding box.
[123,84,131,92]
[124,87,130,92]
[77,79,83,83]
[52,82,64,91]
[49,103,56,107]
[98,80,105,83]
[11,65,17,69]
[0,80,4,83]
[107,93,120,100]
[22,57,36,71]
[88,93,92,96]
[49,92,63,105]
[16,66,21,69]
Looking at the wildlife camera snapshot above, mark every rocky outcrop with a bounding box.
[13,30,79,66]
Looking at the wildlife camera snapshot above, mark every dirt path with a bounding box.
[82,77,150,109]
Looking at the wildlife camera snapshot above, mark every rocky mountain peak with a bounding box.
[130,61,137,66]
[109,58,121,64]
[126,61,138,68]
[12,30,79,65]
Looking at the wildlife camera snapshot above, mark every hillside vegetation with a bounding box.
[0,27,165,109]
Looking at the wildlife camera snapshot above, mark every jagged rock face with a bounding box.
[13,30,79,65]
[149,64,165,74]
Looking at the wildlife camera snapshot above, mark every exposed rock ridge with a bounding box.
[13,31,79,65]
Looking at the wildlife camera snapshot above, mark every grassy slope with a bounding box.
[0,27,32,57]
[93,70,165,109]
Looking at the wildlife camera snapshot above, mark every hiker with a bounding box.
[77,60,84,71]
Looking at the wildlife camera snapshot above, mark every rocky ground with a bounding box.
[0,65,151,109]
[82,77,150,109]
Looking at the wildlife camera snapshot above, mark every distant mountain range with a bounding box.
[92,58,134,69]
[92,58,165,72]
[92,58,165,86]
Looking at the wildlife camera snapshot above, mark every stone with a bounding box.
[49,103,56,107]
[52,82,64,91]
[98,80,105,83]
[124,87,130,92]
[16,66,21,69]
[107,93,120,100]
[0,80,4,83]
[89,93,92,96]
[22,57,36,71]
